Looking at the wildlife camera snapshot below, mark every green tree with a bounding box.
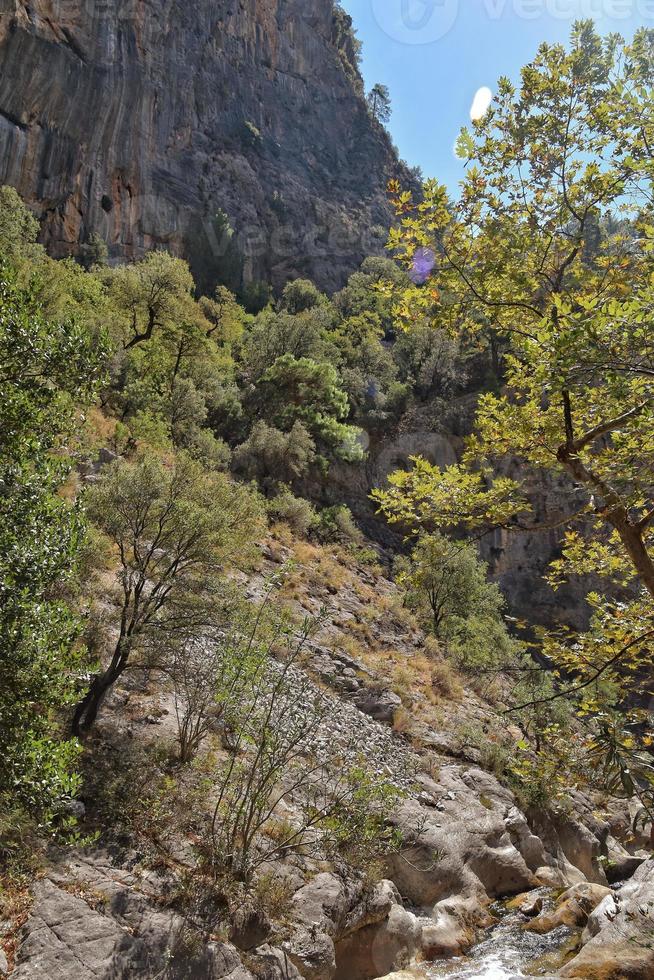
[328,312,398,416]
[239,307,336,382]
[333,256,408,334]
[384,25,654,598]
[256,354,365,462]
[0,185,40,263]
[72,453,264,734]
[378,23,654,796]
[280,278,328,315]
[367,83,392,124]
[199,285,249,346]
[0,269,105,822]
[105,251,196,349]
[395,533,503,639]
[392,323,461,401]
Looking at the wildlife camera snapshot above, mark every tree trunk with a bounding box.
[608,512,654,600]
[71,638,129,737]
[557,441,654,599]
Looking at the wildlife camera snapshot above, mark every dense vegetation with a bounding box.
[0,182,464,882]
[3,19,654,908]
[375,23,654,814]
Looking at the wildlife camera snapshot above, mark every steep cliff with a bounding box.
[0,0,404,291]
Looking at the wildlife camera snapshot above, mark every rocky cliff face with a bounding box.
[0,0,403,291]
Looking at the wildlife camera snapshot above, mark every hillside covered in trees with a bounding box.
[2,14,654,980]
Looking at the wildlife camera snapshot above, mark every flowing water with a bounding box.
[427,897,578,980]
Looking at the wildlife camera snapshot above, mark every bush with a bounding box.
[280,278,327,315]
[128,409,172,449]
[267,487,317,537]
[233,420,316,487]
[312,505,362,545]
[186,428,231,471]
[240,280,271,314]
[207,605,402,883]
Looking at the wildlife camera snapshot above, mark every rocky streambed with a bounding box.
[425,893,578,980]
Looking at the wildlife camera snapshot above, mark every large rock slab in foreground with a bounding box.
[11,860,253,980]
[560,859,654,979]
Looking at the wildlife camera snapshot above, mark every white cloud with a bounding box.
[470,86,493,121]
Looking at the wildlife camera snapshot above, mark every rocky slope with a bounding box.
[4,525,652,980]
[0,0,404,292]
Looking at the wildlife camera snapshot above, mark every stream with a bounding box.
[426,896,578,980]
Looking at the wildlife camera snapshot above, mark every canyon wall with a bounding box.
[0,0,404,291]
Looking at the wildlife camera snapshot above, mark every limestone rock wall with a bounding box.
[0,0,403,291]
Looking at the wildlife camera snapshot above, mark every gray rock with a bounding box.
[285,926,336,980]
[354,688,402,723]
[0,1,409,293]
[252,945,304,979]
[12,875,253,980]
[98,448,119,467]
[561,858,654,978]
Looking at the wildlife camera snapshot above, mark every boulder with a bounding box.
[519,894,543,917]
[560,859,654,979]
[377,973,426,980]
[285,927,336,980]
[292,873,353,932]
[605,852,646,884]
[335,904,424,980]
[419,909,473,959]
[527,797,608,885]
[252,945,304,979]
[525,882,612,934]
[11,876,253,980]
[581,893,618,942]
[388,784,535,911]
[354,688,402,723]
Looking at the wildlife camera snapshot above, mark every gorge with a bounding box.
[1,5,653,980]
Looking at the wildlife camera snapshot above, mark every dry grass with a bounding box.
[392,706,411,734]
[430,661,464,702]
[252,870,295,922]
[282,540,349,594]
[0,877,34,972]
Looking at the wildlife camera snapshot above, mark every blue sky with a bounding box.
[342,0,654,190]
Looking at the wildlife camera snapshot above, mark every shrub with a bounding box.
[233,420,316,487]
[280,278,327,314]
[186,428,231,471]
[207,607,402,883]
[312,505,362,545]
[267,487,317,537]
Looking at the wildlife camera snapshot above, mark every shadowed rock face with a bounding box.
[0,0,404,291]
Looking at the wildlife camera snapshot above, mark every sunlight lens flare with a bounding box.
[470,86,493,122]
[410,246,436,284]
